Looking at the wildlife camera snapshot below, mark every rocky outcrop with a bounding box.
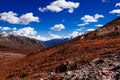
[47,51,120,80]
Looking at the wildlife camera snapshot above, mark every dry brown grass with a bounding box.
[1,17,120,79]
[0,37,120,79]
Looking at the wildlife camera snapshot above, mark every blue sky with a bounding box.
[0,0,120,41]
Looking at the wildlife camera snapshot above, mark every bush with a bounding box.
[19,73,28,78]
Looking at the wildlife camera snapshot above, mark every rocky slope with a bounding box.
[0,17,120,80]
[46,51,120,80]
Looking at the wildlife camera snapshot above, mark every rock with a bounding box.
[92,58,104,64]
[55,63,67,73]
[111,66,120,72]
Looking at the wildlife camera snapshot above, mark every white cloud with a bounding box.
[0,26,49,41]
[0,26,2,29]
[35,35,50,41]
[69,31,79,38]
[0,11,19,24]
[19,13,39,25]
[48,30,84,39]
[0,26,11,31]
[0,26,17,31]
[81,15,97,23]
[95,24,103,27]
[49,33,62,39]
[50,24,65,31]
[77,23,89,26]
[39,0,80,13]
[81,14,104,23]
[11,27,50,41]
[110,3,120,15]
[69,31,83,38]
[87,28,95,32]
[110,9,120,14]
[79,14,104,27]
[13,27,17,31]
[39,8,47,12]
[0,11,39,25]
[115,3,120,7]
[94,14,104,19]
[2,27,11,31]
[11,27,37,37]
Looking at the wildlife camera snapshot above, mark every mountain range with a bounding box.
[0,17,120,80]
[42,38,70,47]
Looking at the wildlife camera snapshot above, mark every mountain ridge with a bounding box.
[0,17,120,80]
[0,34,45,54]
[42,38,70,47]
[0,34,46,77]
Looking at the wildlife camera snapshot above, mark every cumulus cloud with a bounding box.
[78,14,104,27]
[48,30,84,39]
[50,24,65,31]
[0,26,12,31]
[19,13,39,25]
[69,31,83,38]
[2,27,11,31]
[35,35,50,41]
[0,11,19,24]
[110,9,120,14]
[110,3,120,15]
[10,27,49,41]
[69,31,79,38]
[49,33,62,39]
[81,15,97,23]
[11,27,37,37]
[87,28,95,32]
[0,26,18,31]
[39,0,80,13]
[0,11,39,25]
[81,14,104,23]
[94,14,104,19]
[13,27,17,31]
[77,23,89,26]
[95,24,103,27]
[115,3,120,7]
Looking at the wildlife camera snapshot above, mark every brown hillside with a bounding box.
[0,17,120,80]
[0,34,45,77]
[0,34,45,54]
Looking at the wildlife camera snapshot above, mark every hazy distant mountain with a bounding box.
[42,38,70,47]
[1,17,120,80]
